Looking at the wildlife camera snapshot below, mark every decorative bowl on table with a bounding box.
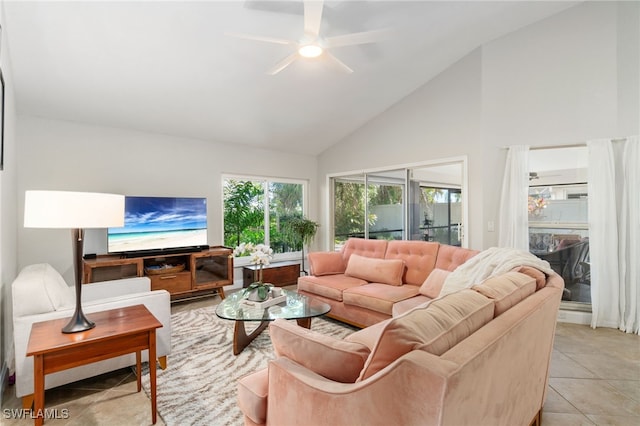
[144,263,185,275]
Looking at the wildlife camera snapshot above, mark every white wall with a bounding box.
[0,3,19,398]
[319,48,484,249]
[16,116,318,284]
[617,0,640,135]
[317,1,639,250]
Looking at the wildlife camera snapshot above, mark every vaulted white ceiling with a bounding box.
[3,1,579,155]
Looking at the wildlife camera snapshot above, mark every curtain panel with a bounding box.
[498,145,529,250]
[588,136,639,334]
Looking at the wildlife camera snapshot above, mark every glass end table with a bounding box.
[215,288,330,354]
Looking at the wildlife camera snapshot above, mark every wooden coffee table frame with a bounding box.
[217,289,330,355]
[26,305,162,426]
[233,317,311,355]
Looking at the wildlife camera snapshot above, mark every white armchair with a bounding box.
[12,263,171,407]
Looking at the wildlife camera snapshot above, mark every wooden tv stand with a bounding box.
[83,246,234,300]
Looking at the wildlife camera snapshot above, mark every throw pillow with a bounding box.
[308,251,345,276]
[419,268,451,298]
[358,289,493,381]
[514,265,547,290]
[12,263,74,317]
[344,254,405,286]
[269,319,370,383]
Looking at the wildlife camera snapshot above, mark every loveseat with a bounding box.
[297,238,480,327]
[238,264,564,425]
[11,263,172,408]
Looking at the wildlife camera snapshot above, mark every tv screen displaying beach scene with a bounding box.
[108,196,208,253]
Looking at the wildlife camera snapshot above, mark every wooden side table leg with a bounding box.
[158,355,167,370]
[136,351,142,392]
[149,330,157,425]
[233,321,268,355]
[296,318,311,329]
[218,287,226,300]
[22,394,34,409]
[33,355,44,426]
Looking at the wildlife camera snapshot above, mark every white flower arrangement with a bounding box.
[233,242,274,266]
[234,243,274,292]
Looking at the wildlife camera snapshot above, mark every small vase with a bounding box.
[247,286,269,302]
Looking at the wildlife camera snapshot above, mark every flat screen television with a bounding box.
[108,196,208,255]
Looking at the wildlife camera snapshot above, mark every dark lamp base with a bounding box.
[62,310,96,334]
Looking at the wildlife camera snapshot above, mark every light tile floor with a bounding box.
[543,322,640,426]
[2,297,639,425]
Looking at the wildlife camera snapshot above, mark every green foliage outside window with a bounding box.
[223,180,264,248]
[333,180,404,244]
[223,178,304,254]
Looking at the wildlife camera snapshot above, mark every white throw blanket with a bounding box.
[439,247,554,297]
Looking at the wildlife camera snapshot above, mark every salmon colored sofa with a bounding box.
[297,238,479,327]
[237,261,564,426]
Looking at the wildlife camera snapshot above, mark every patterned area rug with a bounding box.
[140,305,357,426]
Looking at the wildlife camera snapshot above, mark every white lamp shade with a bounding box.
[24,190,125,229]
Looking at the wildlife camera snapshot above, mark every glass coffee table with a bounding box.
[215,288,331,355]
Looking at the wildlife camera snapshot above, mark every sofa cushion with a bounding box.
[384,240,440,285]
[434,245,479,271]
[12,263,75,317]
[391,296,432,317]
[344,319,389,350]
[297,274,367,301]
[419,268,451,298]
[358,289,493,380]
[237,368,269,425]
[342,238,387,263]
[472,272,536,316]
[343,284,420,315]
[344,254,405,286]
[269,319,370,383]
[308,251,345,276]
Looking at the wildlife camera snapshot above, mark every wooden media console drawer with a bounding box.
[243,261,301,288]
[149,271,191,293]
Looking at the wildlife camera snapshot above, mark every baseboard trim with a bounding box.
[557,309,592,325]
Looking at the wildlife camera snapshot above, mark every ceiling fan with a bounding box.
[225,0,390,75]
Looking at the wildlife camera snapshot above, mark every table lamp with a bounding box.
[24,190,125,333]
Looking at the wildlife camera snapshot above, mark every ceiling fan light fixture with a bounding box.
[298,44,323,58]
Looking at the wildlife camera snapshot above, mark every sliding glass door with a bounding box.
[331,160,466,250]
[333,170,405,249]
[413,187,462,245]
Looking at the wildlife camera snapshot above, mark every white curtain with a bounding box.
[588,136,640,334]
[498,145,529,250]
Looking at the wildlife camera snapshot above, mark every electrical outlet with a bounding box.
[487,221,495,232]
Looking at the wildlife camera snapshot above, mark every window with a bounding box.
[528,147,590,306]
[331,160,467,250]
[333,170,405,248]
[418,187,462,245]
[223,176,306,255]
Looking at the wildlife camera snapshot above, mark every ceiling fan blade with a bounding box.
[267,52,299,75]
[224,31,292,46]
[325,28,392,48]
[304,0,324,38]
[324,51,353,74]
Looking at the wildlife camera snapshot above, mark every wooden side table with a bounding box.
[242,261,301,288]
[26,305,162,425]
